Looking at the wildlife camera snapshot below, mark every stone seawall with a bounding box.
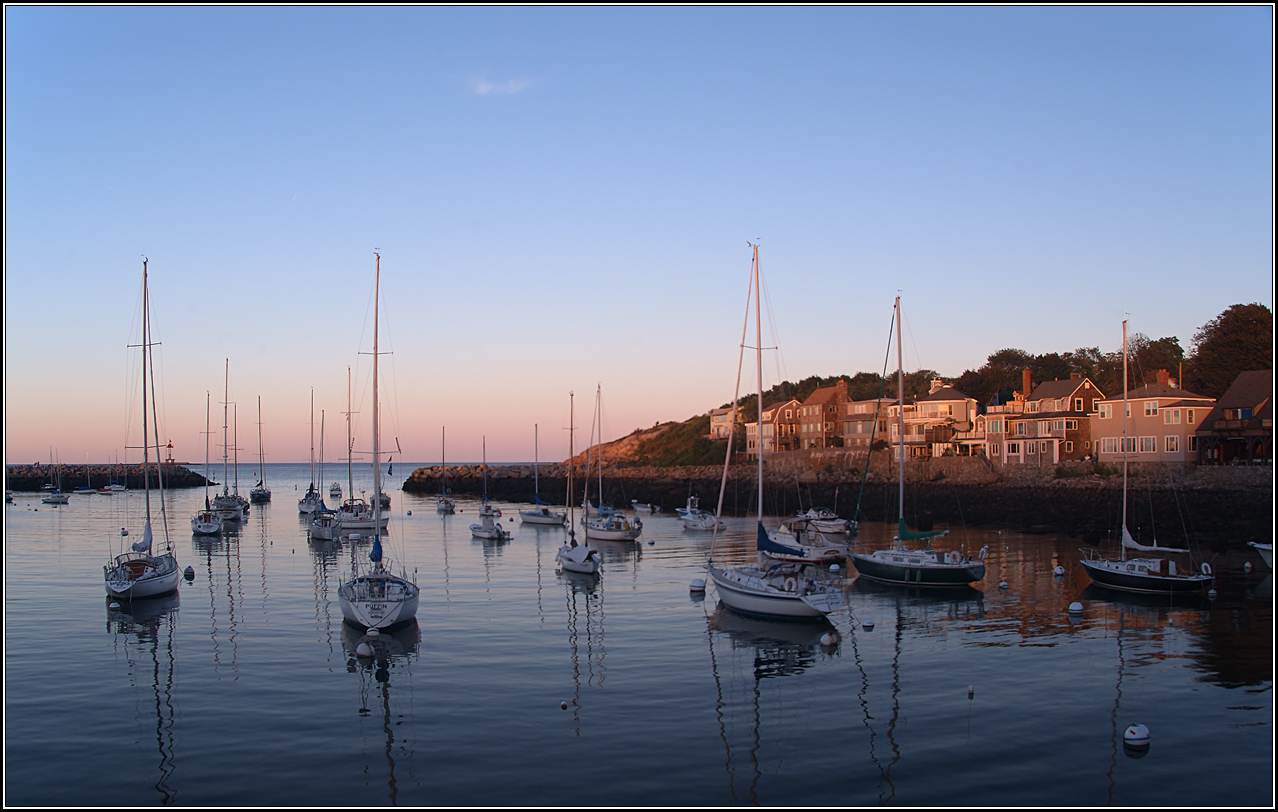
[402,454,1273,548]
[6,463,212,491]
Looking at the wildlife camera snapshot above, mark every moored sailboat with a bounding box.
[104,259,181,599]
[337,253,420,630]
[1078,320,1213,595]
[520,423,566,526]
[249,396,271,503]
[557,392,601,575]
[707,244,845,619]
[191,391,222,536]
[850,297,988,588]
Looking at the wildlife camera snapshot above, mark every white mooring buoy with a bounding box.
[968,685,975,700]
[356,642,375,658]
[689,578,706,592]
[1124,723,1151,748]
[829,563,840,573]
[109,602,121,610]
[1069,601,1084,615]
[366,628,381,637]
[1054,565,1065,576]
[998,580,1009,590]
[862,619,875,631]
[561,701,569,710]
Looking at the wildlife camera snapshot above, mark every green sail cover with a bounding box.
[898,518,948,542]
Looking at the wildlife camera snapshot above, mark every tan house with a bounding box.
[1195,369,1273,465]
[887,379,978,458]
[1093,370,1214,466]
[988,371,1106,465]
[708,406,741,440]
[746,397,801,457]
[840,398,893,450]
[798,380,849,449]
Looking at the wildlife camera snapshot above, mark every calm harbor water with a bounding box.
[5,463,1272,806]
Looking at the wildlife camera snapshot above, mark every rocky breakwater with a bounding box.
[6,463,213,492]
[404,453,1273,548]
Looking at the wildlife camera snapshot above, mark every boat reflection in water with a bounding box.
[705,604,833,805]
[341,620,422,805]
[559,567,607,734]
[105,592,181,805]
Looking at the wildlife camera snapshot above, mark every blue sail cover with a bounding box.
[755,521,806,557]
[369,534,383,564]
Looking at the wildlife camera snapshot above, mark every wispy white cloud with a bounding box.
[470,77,533,96]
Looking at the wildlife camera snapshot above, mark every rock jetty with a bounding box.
[402,452,1272,548]
[6,463,213,492]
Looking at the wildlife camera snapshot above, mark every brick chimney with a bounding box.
[1156,369,1169,386]
[1022,368,1032,398]
[1070,372,1080,379]
[930,377,945,394]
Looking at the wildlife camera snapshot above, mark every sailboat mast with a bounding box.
[896,296,906,540]
[233,404,239,495]
[204,391,211,507]
[223,359,230,496]
[141,259,152,523]
[753,244,763,524]
[257,395,266,487]
[372,252,382,545]
[309,389,315,490]
[596,385,603,510]
[1122,319,1129,562]
[346,366,354,499]
[568,392,575,541]
[533,424,539,499]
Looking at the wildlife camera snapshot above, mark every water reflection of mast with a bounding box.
[343,622,422,804]
[562,572,606,734]
[309,534,341,659]
[195,526,243,676]
[107,594,180,804]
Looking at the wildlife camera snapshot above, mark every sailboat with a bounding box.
[212,361,245,526]
[309,410,340,541]
[104,259,181,599]
[677,495,723,531]
[707,244,845,619]
[1078,320,1214,595]
[41,450,70,505]
[520,423,567,525]
[436,426,455,514]
[75,453,96,494]
[337,252,420,630]
[336,367,388,534]
[850,297,988,587]
[582,385,642,541]
[557,392,601,574]
[191,391,222,536]
[477,436,501,519]
[299,390,321,514]
[471,437,511,540]
[249,396,271,503]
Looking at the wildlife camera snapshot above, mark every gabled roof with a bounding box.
[1098,383,1212,403]
[801,385,843,407]
[916,385,973,403]
[1216,369,1272,410]
[1027,377,1101,403]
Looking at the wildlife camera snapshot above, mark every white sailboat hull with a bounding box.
[338,572,420,630]
[104,552,182,599]
[557,543,600,574]
[709,564,843,619]
[519,508,566,525]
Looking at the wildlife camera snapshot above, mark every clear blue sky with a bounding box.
[5,6,1273,465]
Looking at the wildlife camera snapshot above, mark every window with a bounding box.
[1139,436,1156,453]
[1099,404,1113,419]
[1065,419,1078,430]
[1029,402,1039,413]
[1065,441,1073,452]
[1015,423,1027,436]
[1164,409,1181,424]
[1122,437,1137,453]
[1165,436,1179,453]
[1101,437,1119,453]
[991,443,1001,455]
[1008,442,1020,454]
[1028,442,1036,454]
[1074,398,1084,411]
[1189,436,1199,452]
[1186,409,1194,424]
[1144,402,1159,417]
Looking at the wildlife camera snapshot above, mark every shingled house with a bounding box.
[988,371,1106,465]
[1194,369,1273,465]
[1093,370,1215,466]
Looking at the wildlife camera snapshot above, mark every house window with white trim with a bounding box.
[1065,441,1073,453]
[1164,409,1181,425]
[1138,436,1156,453]
[1101,437,1119,454]
[1099,404,1113,419]
[1165,436,1179,453]
[1075,398,1084,411]
[1144,402,1159,417]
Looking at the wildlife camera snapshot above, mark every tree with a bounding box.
[1186,303,1273,398]
[1127,333,1186,388]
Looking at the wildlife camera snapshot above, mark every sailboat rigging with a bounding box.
[191,391,221,536]
[436,426,455,514]
[557,392,600,574]
[520,423,567,525]
[850,296,988,588]
[250,396,271,503]
[707,243,845,619]
[1078,320,1213,595]
[299,389,321,514]
[336,252,420,630]
[104,258,181,599]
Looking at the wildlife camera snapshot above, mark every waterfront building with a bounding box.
[988,371,1106,465]
[1194,369,1273,465]
[1093,369,1214,467]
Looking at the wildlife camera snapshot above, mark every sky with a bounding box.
[5,6,1273,466]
